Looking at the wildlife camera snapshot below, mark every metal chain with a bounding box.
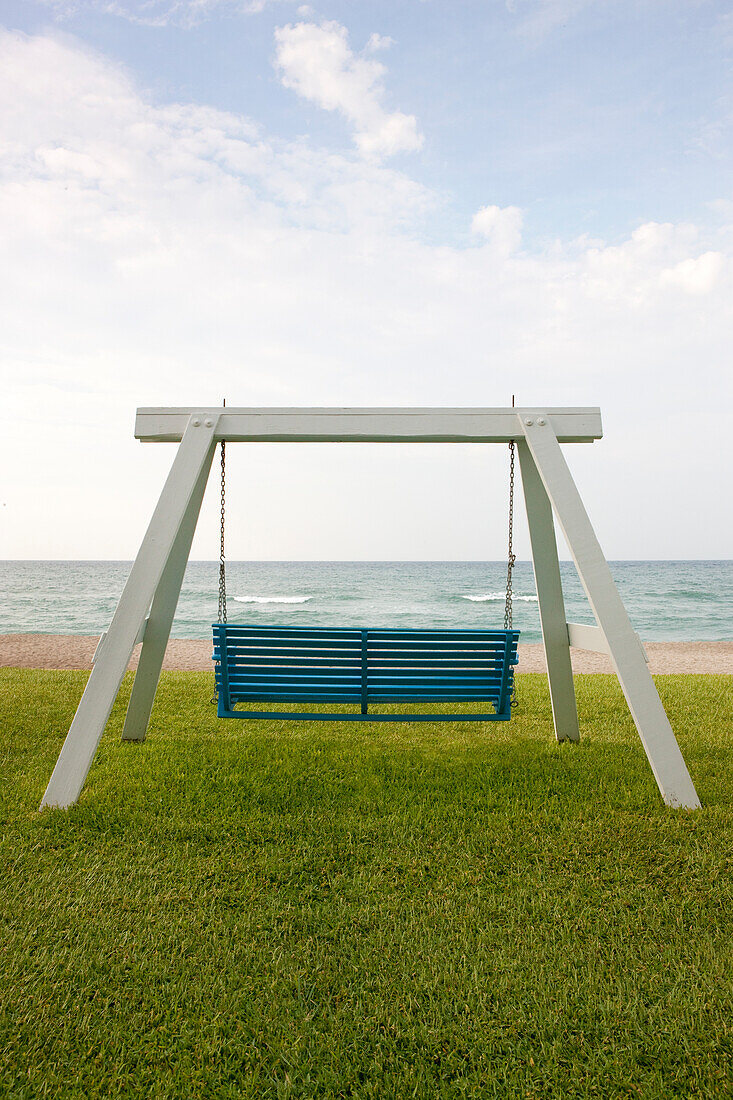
[212,437,227,706]
[504,440,516,630]
[504,439,518,707]
[217,440,227,624]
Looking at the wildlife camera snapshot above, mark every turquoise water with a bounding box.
[0,561,731,643]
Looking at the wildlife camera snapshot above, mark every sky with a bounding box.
[0,0,731,562]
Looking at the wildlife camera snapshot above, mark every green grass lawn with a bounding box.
[1,669,732,1099]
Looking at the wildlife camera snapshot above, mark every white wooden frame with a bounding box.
[40,407,700,811]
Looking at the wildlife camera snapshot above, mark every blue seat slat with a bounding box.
[222,641,360,649]
[221,640,361,648]
[216,650,515,663]
[363,642,510,646]
[226,673,359,684]
[369,696,501,703]
[368,684,503,694]
[369,682,502,691]
[213,624,518,722]
[228,677,501,686]
[229,682,501,694]
[217,663,506,678]
[215,636,351,643]
[369,666,504,674]
[367,651,506,660]
[366,632,514,641]
[216,642,363,651]
[219,662,507,675]
[219,628,361,637]
[227,711,511,723]
[230,686,361,695]
[226,673,360,682]
[220,658,361,669]
[230,692,495,703]
[368,667,504,677]
[222,659,361,669]
[231,694,363,704]
[218,654,362,666]
[221,629,360,638]
[368,666,504,673]
[368,695,500,703]
[228,683,501,695]
[222,636,360,642]
[223,668,360,679]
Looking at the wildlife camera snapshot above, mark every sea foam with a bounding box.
[462,592,538,602]
[233,595,312,604]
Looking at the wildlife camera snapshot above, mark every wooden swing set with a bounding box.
[40,407,700,811]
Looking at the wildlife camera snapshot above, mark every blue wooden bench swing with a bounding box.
[213,443,520,723]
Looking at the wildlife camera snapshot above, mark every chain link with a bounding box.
[504,439,518,707]
[212,438,227,705]
[217,440,227,624]
[504,440,515,630]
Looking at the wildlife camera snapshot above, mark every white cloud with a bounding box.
[366,33,394,52]
[274,21,423,160]
[38,0,296,27]
[0,28,731,561]
[471,204,523,253]
[660,251,724,295]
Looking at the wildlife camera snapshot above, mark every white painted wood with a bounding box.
[121,452,214,742]
[92,618,149,666]
[135,407,603,444]
[566,623,610,654]
[40,403,693,812]
[517,440,580,743]
[40,415,218,809]
[566,622,649,662]
[522,418,700,809]
[91,632,106,666]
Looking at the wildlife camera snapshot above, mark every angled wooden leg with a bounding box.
[522,417,700,809]
[121,453,213,742]
[40,416,218,809]
[517,440,580,743]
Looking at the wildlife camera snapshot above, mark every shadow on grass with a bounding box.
[3,668,730,824]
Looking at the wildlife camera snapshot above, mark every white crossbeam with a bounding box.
[566,622,649,662]
[135,407,603,444]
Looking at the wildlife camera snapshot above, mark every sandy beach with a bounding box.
[1,634,732,674]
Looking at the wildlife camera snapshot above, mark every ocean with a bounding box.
[0,560,731,643]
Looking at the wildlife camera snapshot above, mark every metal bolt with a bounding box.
[525,418,533,426]
[537,417,546,425]
[205,418,214,427]
[192,417,201,427]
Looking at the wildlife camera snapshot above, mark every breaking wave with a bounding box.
[462,592,538,603]
[233,595,312,604]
